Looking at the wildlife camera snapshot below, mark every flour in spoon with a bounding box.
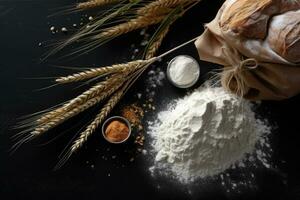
[148,87,271,183]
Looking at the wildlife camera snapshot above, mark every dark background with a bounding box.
[1,0,300,199]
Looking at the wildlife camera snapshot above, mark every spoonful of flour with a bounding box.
[148,87,271,183]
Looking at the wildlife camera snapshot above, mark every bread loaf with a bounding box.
[195,0,300,100]
[220,0,300,40]
[267,10,300,63]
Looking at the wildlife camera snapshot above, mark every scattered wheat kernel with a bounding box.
[61,27,68,32]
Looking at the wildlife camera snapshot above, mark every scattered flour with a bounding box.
[148,87,271,184]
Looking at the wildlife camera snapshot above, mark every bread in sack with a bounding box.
[195,0,300,100]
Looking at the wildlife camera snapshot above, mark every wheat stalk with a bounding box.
[77,0,121,9]
[38,60,148,125]
[55,60,146,84]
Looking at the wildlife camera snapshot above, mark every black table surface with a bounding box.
[1,0,300,199]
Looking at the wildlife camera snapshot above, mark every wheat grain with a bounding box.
[77,0,121,9]
[55,60,146,84]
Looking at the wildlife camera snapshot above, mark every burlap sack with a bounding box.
[195,0,300,100]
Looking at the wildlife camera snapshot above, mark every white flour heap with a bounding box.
[148,87,271,183]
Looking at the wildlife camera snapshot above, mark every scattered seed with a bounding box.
[61,27,68,33]
[137,93,142,99]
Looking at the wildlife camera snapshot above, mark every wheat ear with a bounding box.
[145,26,170,59]
[36,107,66,125]
[36,75,121,125]
[137,0,193,16]
[77,0,121,9]
[32,81,124,136]
[99,15,165,39]
[69,86,125,153]
[55,60,146,84]
[54,88,124,169]
[63,61,145,109]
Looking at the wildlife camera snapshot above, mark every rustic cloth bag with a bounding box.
[195,0,300,100]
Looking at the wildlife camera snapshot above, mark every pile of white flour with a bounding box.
[148,87,271,183]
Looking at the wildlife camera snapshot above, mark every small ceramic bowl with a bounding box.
[102,116,132,144]
[167,55,200,89]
